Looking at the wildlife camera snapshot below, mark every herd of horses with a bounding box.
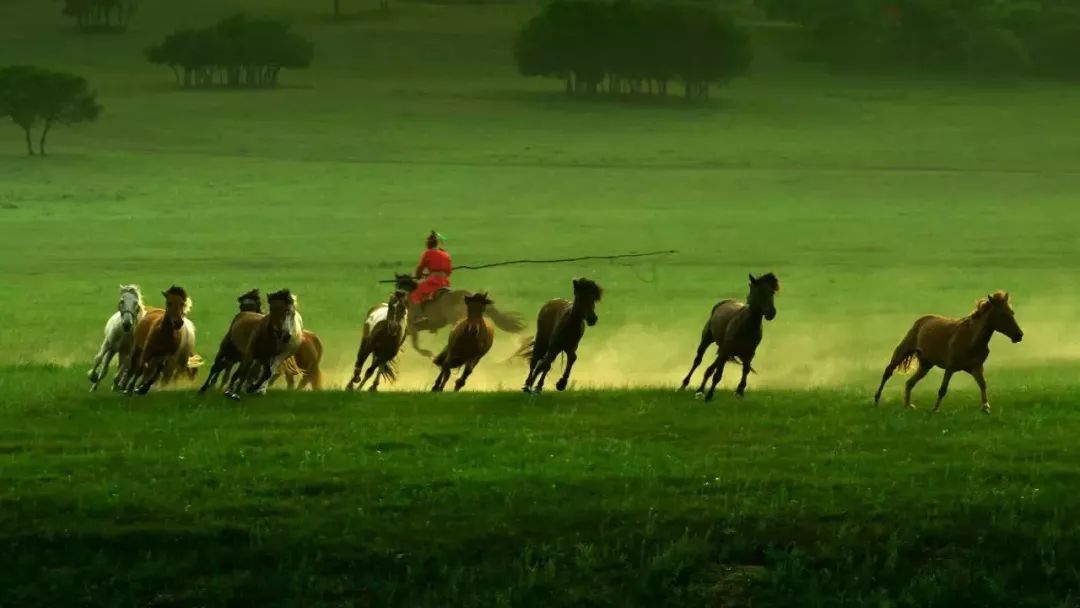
[86,271,1026,413]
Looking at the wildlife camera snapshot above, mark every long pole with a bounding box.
[378,249,676,283]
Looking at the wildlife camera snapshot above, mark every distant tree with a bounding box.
[62,0,138,31]
[145,15,314,89]
[0,66,101,156]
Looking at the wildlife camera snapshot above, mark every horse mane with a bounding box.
[574,278,603,301]
[238,288,260,302]
[757,273,780,293]
[268,289,297,307]
[164,285,192,314]
[120,284,144,308]
[973,290,1011,317]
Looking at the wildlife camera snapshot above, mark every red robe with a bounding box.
[411,248,452,304]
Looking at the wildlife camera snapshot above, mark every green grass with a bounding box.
[3,0,1080,604]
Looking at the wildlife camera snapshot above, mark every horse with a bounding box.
[87,284,144,391]
[680,273,780,402]
[346,290,409,392]
[199,289,263,394]
[873,291,1024,414]
[273,330,324,391]
[394,273,524,358]
[224,289,303,400]
[120,286,193,395]
[519,278,603,394]
[431,292,494,392]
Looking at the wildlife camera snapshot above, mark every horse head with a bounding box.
[572,278,603,327]
[464,292,492,316]
[118,284,143,332]
[394,273,419,294]
[387,289,409,331]
[268,289,299,343]
[161,285,190,331]
[980,291,1023,343]
[748,273,780,321]
[237,288,262,313]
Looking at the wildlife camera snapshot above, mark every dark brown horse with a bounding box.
[394,273,524,357]
[121,286,192,395]
[873,291,1023,414]
[199,289,263,394]
[431,292,494,392]
[519,278,603,394]
[225,289,303,399]
[346,290,409,392]
[681,273,780,402]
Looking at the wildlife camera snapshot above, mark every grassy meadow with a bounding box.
[3,0,1080,604]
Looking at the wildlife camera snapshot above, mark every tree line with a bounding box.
[759,0,1080,78]
[145,15,314,89]
[61,0,137,31]
[514,1,752,100]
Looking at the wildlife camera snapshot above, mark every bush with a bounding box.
[145,14,313,89]
[514,1,752,100]
[967,26,1029,76]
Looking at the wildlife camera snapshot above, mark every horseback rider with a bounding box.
[411,230,452,323]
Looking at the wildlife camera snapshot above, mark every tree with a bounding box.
[0,66,101,156]
[62,0,138,31]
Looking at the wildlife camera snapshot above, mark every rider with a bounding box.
[411,230,452,322]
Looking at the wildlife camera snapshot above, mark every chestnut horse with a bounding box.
[199,288,263,394]
[347,290,409,392]
[873,291,1024,414]
[274,330,324,390]
[431,292,494,392]
[519,278,603,394]
[394,273,524,357]
[225,289,303,399]
[120,286,193,395]
[681,273,780,402]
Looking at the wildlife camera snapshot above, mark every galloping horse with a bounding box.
[346,290,409,392]
[199,288,263,393]
[88,284,144,391]
[275,330,324,390]
[225,289,303,399]
[519,278,603,394]
[121,286,193,395]
[394,273,524,357]
[681,273,780,401]
[431,292,494,392]
[873,291,1024,414]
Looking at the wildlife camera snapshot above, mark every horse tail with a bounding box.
[891,320,925,373]
[730,356,757,374]
[433,348,448,367]
[380,357,399,385]
[282,357,300,376]
[485,305,526,333]
[506,336,535,363]
[187,354,205,369]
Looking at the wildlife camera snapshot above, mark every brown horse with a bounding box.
[681,273,780,402]
[431,292,494,392]
[519,278,603,394]
[121,286,192,395]
[394,273,524,357]
[225,289,303,399]
[198,288,263,394]
[276,330,324,390]
[346,290,409,392]
[873,291,1024,414]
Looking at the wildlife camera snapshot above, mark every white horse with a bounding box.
[88,285,144,391]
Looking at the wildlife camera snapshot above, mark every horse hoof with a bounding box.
[907,404,917,410]
[981,404,992,415]
[694,391,705,400]
[555,380,568,392]
[226,392,241,401]
[704,393,715,403]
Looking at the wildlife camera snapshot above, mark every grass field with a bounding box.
[3,0,1080,604]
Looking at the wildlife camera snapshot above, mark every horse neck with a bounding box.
[742,301,766,328]
[965,311,996,350]
[466,307,486,323]
[569,298,592,322]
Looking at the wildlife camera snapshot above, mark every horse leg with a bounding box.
[348,345,371,391]
[88,338,110,385]
[359,359,379,391]
[522,344,545,393]
[971,366,991,414]
[874,350,913,405]
[931,370,955,413]
[432,366,450,392]
[555,351,577,392]
[90,347,115,391]
[695,355,719,397]
[903,361,932,410]
[136,359,165,395]
[533,354,557,394]
[735,357,753,397]
[454,361,476,392]
[218,362,235,389]
[199,353,229,394]
[121,348,144,394]
[681,328,712,390]
[367,362,382,392]
[704,353,729,402]
[409,327,434,359]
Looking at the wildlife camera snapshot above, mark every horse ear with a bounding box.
[748,274,756,283]
[161,291,168,298]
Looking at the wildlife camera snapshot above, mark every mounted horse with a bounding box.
[519,278,603,394]
[224,289,303,400]
[873,291,1023,414]
[681,273,780,401]
[120,286,195,395]
[394,273,524,358]
[431,292,495,392]
[87,284,145,391]
[346,289,409,392]
[199,288,263,394]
